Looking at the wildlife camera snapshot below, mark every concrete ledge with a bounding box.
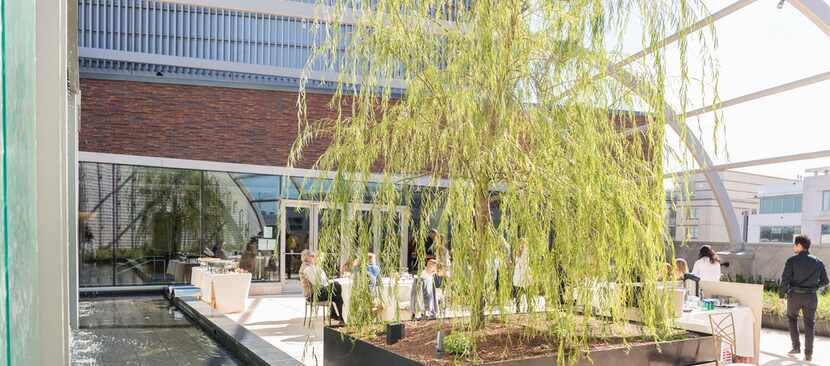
[173,298,303,366]
[763,312,830,337]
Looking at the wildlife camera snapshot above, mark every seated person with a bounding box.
[238,238,258,274]
[301,250,344,323]
[212,241,228,260]
[367,253,381,288]
[674,258,689,281]
[339,260,353,278]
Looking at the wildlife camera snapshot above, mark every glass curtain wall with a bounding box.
[78,162,282,287]
[78,162,449,286]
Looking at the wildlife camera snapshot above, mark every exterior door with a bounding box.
[280,200,410,281]
[281,201,314,280]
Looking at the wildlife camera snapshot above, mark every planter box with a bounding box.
[324,326,717,366]
[763,312,830,337]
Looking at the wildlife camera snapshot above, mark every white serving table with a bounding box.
[676,305,755,358]
[166,260,181,281]
[191,267,205,288]
[200,272,252,314]
[166,260,199,283]
[334,276,414,322]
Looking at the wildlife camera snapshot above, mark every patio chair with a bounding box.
[301,277,333,327]
[708,312,753,366]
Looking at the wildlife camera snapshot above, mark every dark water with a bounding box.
[71,296,241,366]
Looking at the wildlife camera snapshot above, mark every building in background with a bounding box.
[748,167,830,245]
[667,171,794,243]
[76,0,400,289]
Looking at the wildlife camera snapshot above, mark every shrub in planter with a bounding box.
[442,333,471,356]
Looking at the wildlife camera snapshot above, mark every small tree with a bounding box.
[292,0,720,360]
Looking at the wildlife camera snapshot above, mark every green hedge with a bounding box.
[763,291,830,322]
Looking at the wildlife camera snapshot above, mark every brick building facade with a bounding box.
[80,78,334,169]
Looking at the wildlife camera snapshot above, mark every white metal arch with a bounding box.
[610,0,830,248]
[608,69,744,246]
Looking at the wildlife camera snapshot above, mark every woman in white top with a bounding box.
[512,239,530,312]
[691,245,722,282]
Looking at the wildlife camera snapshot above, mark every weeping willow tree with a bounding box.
[291,0,721,361]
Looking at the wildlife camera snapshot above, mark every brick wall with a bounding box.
[79,78,335,169]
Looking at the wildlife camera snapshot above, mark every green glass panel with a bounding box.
[1,0,40,364]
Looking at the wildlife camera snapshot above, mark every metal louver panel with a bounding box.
[77,0,381,76]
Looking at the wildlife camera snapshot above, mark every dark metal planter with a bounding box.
[324,326,718,366]
[763,312,830,337]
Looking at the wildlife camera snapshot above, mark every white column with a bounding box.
[36,0,73,363]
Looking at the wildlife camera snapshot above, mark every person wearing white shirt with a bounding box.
[691,245,722,282]
[512,239,530,313]
[419,259,440,319]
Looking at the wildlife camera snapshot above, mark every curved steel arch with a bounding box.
[608,70,744,247]
[606,0,830,248]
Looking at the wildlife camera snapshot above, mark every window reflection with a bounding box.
[78,162,281,286]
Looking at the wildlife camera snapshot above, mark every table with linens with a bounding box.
[675,305,756,360]
[334,276,415,322]
[199,271,252,314]
[190,266,205,288]
[165,260,199,283]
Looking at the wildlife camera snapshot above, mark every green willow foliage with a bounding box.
[291,0,720,361]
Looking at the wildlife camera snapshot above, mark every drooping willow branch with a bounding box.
[290,0,721,363]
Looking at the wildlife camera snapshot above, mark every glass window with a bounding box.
[253,201,279,226]
[285,176,333,200]
[78,162,281,286]
[822,224,830,245]
[823,191,830,211]
[760,225,800,243]
[78,163,115,287]
[114,165,204,285]
[759,195,803,214]
[233,174,280,201]
[688,226,699,239]
[689,208,699,219]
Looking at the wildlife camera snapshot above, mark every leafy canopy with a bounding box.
[291,0,720,360]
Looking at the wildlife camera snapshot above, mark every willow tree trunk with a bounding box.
[470,187,492,330]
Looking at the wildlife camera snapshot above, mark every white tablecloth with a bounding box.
[166,260,198,283]
[334,277,414,322]
[200,272,252,314]
[676,306,755,357]
[191,267,205,288]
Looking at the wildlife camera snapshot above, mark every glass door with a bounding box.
[351,204,409,273]
[281,201,313,280]
[280,200,410,280]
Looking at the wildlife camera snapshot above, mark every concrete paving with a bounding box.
[758,328,829,366]
[225,295,324,366]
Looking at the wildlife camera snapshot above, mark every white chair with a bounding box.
[708,312,754,366]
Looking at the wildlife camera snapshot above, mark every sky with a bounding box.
[620,0,830,180]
